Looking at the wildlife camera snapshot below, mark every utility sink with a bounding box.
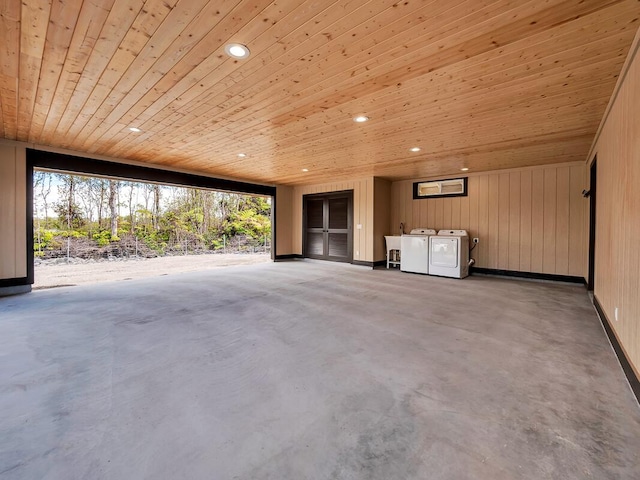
[384,235,402,251]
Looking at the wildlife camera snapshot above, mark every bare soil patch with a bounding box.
[33,254,270,289]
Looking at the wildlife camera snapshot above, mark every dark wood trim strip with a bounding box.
[26,159,34,285]
[593,296,640,404]
[271,192,276,262]
[352,260,373,267]
[352,260,385,268]
[0,277,30,287]
[274,254,303,261]
[471,267,585,284]
[27,149,276,197]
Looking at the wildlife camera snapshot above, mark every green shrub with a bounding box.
[59,230,87,239]
[33,228,61,252]
[92,230,112,246]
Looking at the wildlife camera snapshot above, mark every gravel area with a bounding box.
[33,254,271,289]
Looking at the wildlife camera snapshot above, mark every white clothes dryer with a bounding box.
[429,230,470,278]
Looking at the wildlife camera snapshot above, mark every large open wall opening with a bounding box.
[0,148,275,294]
[32,169,272,289]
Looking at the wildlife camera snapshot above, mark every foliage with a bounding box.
[33,228,60,252]
[58,230,88,239]
[53,200,85,229]
[33,171,272,255]
[91,230,112,247]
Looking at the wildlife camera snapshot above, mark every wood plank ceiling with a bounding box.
[1,0,639,186]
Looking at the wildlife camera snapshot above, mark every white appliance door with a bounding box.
[400,236,429,274]
[430,238,458,268]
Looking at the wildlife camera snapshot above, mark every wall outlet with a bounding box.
[615,307,619,322]
[355,251,359,257]
[473,237,479,244]
[357,224,362,230]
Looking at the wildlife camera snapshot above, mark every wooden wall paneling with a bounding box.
[428,199,438,229]
[459,187,470,230]
[434,198,444,230]
[555,166,571,275]
[358,180,365,260]
[623,55,640,370]
[0,146,17,278]
[390,182,399,234]
[354,180,361,259]
[450,196,461,229]
[388,163,587,275]
[508,171,521,271]
[366,178,374,262]
[543,168,557,273]
[293,185,303,253]
[567,165,585,276]
[275,185,293,256]
[498,173,510,270]
[404,180,413,232]
[14,147,27,277]
[0,88,4,138]
[530,169,545,272]
[591,41,640,377]
[412,196,420,231]
[373,178,391,262]
[487,174,500,269]
[443,197,452,229]
[364,179,370,260]
[519,170,532,272]
[418,193,428,228]
[467,176,480,262]
[477,175,490,268]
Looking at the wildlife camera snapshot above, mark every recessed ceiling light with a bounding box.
[461,167,469,171]
[129,127,141,132]
[302,168,309,172]
[353,115,369,123]
[237,153,246,158]
[225,43,250,59]
[410,147,421,152]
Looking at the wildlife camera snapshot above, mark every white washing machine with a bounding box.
[429,230,470,278]
[400,229,437,274]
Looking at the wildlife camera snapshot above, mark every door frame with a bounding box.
[302,190,354,263]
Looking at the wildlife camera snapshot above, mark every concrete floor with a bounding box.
[1,261,639,479]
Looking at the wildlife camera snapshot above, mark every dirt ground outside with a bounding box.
[33,254,271,289]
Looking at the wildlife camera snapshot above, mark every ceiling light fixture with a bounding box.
[225,43,250,59]
[353,115,369,123]
[129,127,141,132]
[461,167,469,171]
[237,153,246,158]
[302,168,309,172]
[410,147,421,152]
